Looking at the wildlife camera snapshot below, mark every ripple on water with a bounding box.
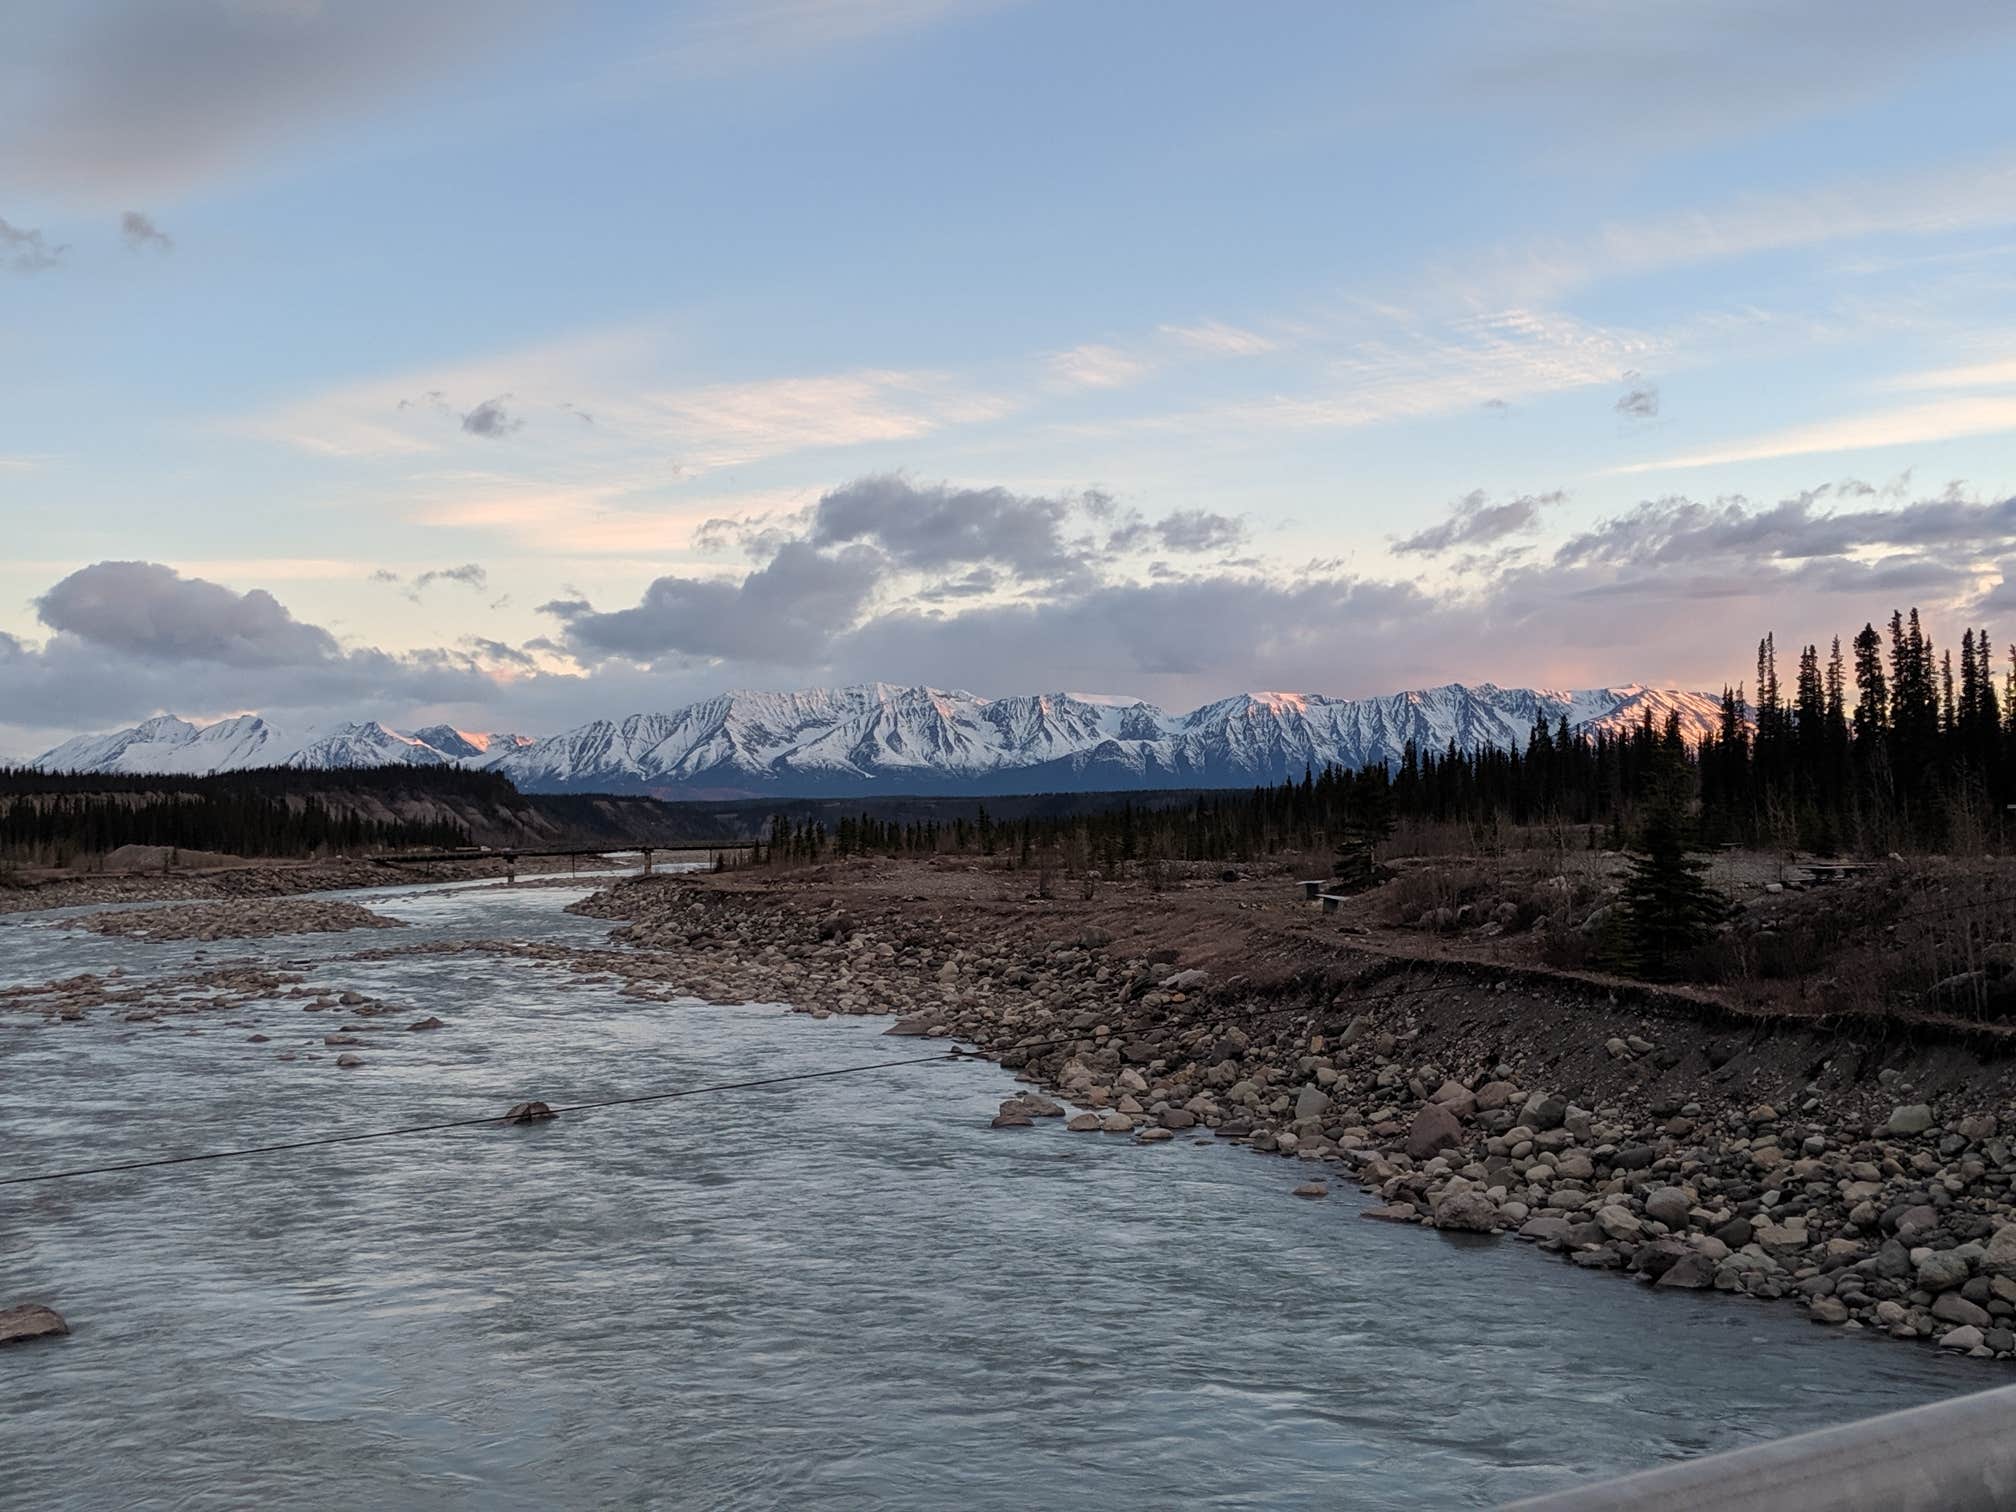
[0,879,1986,1509]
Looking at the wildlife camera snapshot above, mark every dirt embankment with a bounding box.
[565,853,2016,1361]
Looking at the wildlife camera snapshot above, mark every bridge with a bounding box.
[368,842,756,879]
[1505,1381,2016,1510]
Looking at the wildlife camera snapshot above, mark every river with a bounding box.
[0,878,1983,1508]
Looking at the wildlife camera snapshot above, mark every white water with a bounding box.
[0,881,1982,1508]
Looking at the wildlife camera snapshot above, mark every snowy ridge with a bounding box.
[31,682,1724,796]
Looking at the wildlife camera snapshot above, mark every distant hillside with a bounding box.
[0,766,742,865]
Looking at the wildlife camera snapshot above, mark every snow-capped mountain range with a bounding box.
[32,715,535,778]
[29,682,1724,797]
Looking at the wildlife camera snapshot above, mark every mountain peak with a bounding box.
[33,681,1728,795]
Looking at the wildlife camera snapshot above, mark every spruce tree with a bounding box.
[1614,751,1729,980]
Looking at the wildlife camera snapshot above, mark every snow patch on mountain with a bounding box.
[32,681,1728,795]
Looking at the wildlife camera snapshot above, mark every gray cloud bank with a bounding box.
[1,1,538,199]
[7,478,2016,753]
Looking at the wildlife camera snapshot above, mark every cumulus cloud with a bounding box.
[461,395,522,438]
[1552,487,2016,569]
[1394,490,1563,555]
[120,209,171,251]
[1151,509,1246,553]
[2,561,505,748]
[36,560,342,667]
[14,480,2016,755]
[1,217,65,274]
[807,474,1078,579]
[541,541,886,664]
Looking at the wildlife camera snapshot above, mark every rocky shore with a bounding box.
[565,861,2016,1363]
[0,855,595,917]
[59,898,405,942]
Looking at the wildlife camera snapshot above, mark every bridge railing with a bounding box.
[1502,1382,2016,1511]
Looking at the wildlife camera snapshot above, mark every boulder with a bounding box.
[1430,1080,1477,1119]
[1983,1224,2016,1275]
[1292,1182,1329,1199]
[501,1101,555,1124]
[1939,1325,1986,1351]
[1644,1187,1692,1229]
[1519,1092,1567,1131]
[1596,1206,1643,1242]
[1405,1102,1465,1160]
[1294,1085,1332,1123]
[1434,1191,1501,1233]
[334,1053,363,1069]
[1629,1240,1689,1279]
[1065,1113,1102,1132]
[1886,1104,1935,1136]
[1518,1215,1574,1245]
[1917,1250,1971,1294]
[406,1016,446,1032]
[1657,1254,1715,1289]
[1933,1293,1992,1329]
[1473,1081,1518,1112]
[0,1304,68,1347]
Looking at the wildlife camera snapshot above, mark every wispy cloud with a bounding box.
[1615,376,1659,419]
[1047,343,1153,391]
[1159,320,1279,356]
[1467,152,2016,305]
[1394,489,1564,556]
[1889,356,2016,391]
[1613,394,2016,474]
[236,325,1011,477]
[120,209,172,251]
[0,217,65,274]
[640,0,1006,77]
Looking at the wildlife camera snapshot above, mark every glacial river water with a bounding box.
[0,879,1985,1508]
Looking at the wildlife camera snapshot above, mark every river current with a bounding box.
[0,879,1982,1508]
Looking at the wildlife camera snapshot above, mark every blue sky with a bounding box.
[5,0,2016,751]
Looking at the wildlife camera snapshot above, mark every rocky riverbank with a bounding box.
[0,856,612,916]
[60,898,405,942]
[566,858,2016,1362]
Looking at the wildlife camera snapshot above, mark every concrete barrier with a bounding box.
[1502,1383,2016,1511]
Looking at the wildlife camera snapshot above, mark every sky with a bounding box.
[5,0,2016,755]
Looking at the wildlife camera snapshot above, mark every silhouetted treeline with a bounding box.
[1696,610,2005,853]
[0,764,522,802]
[762,607,2010,863]
[0,766,485,864]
